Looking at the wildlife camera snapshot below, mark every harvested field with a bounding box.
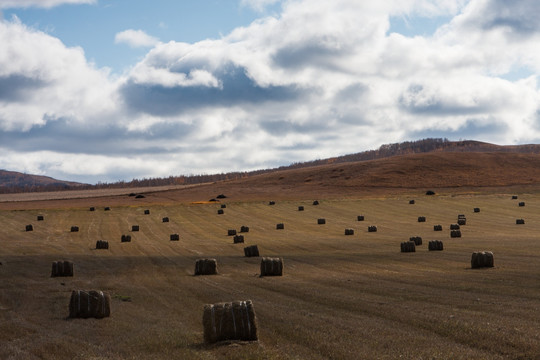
[1,192,540,359]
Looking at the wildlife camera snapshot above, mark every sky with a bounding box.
[0,0,539,184]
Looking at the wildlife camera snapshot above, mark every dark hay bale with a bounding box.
[357,215,365,221]
[450,224,460,230]
[426,190,436,195]
[368,226,377,233]
[37,215,44,221]
[268,201,275,205]
[473,208,480,213]
[135,194,145,199]
[170,234,180,241]
[409,236,422,246]
[194,258,217,275]
[233,235,245,244]
[217,209,224,215]
[209,198,217,202]
[400,241,416,253]
[121,235,131,243]
[96,240,109,249]
[228,229,237,236]
[240,226,250,233]
[162,217,169,223]
[203,300,258,344]
[516,219,525,225]
[25,224,33,232]
[471,251,494,268]
[417,216,426,222]
[434,224,443,231]
[313,200,319,206]
[144,209,150,215]
[221,204,227,209]
[298,206,304,211]
[519,202,525,207]
[458,214,466,219]
[131,225,139,232]
[71,226,79,232]
[104,207,111,211]
[89,207,95,211]
[69,290,111,319]
[260,257,283,276]
[51,260,74,277]
[276,223,284,230]
[450,230,462,238]
[428,240,444,251]
[244,245,259,257]
[216,194,227,199]
[409,200,415,204]
[512,195,518,199]
[129,193,136,197]
[344,229,354,235]
[317,218,326,225]
[457,219,466,226]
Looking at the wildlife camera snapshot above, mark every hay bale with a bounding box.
[121,235,131,243]
[51,260,74,277]
[276,223,284,230]
[221,204,227,209]
[434,224,443,231]
[144,209,150,215]
[228,229,237,236]
[357,215,365,221]
[368,226,377,233]
[519,202,525,207]
[298,206,304,211]
[458,214,466,219]
[170,234,180,241]
[450,230,462,238]
[234,235,245,244]
[89,207,95,211]
[471,251,494,268]
[96,240,109,249]
[313,200,319,206]
[450,224,460,230]
[512,195,518,200]
[217,209,224,215]
[162,217,169,223]
[260,257,283,276]
[217,194,227,199]
[69,290,111,319]
[71,226,79,232]
[516,219,525,225]
[426,190,435,195]
[37,215,44,221]
[268,201,275,205]
[473,208,480,213]
[104,207,111,211]
[400,241,416,253]
[203,300,258,344]
[409,236,422,246]
[194,258,217,275]
[409,200,415,204]
[344,229,354,235]
[244,245,259,257]
[240,226,250,233]
[25,224,33,232]
[129,193,136,197]
[457,219,466,226]
[428,240,444,251]
[135,194,145,199]
[131,225,139,232]
[317,218,326,225]
[418,216,426,222]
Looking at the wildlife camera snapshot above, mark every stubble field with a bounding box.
[1,192,540,359]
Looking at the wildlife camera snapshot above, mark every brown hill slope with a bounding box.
[0,169,82,190]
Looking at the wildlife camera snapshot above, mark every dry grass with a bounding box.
[1,191,540,359]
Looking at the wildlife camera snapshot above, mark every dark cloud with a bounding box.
[121,64,306,116]
[272,40,349,71]
[406,118,509,140]
[470,0,540,35]
[0,74,46,101]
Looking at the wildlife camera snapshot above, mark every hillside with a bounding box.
[0,169,83,192]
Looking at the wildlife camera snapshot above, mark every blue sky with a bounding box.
[0,0,539,184]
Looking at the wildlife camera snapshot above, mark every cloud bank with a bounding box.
[0,0,540,183]
[115,29,160,48]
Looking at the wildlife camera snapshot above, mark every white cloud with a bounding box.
[240,0,281,12]
[0,0,94,8]
[115,29,160,48]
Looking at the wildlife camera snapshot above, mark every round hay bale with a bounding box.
[313,200,319,206]
[434,224,443,231]
[357,215,365,221]
[473,208,480,213]
[426,190,435,195]
[450,230,462,238]
[203,300,258,344]
[409,200,415,204]
[428,240,444,251]
[268,201,276,205]
[37,215,44,221]
[368,225,377,233]
[450,224,460,230]
[89,207,95,211]
[129,193,136,197]
[221,204,227,209]
[276,223,284,230]
[162,217,169,223]
[457,219,466,226]
[317,218,326,225]
[233,235,245,244]
[260,257,283,276]
[471,251,494,268]
[240,226,250,233]
[516,219,525,225]
[70,226,79,233]
[216,194,227,199]
[298,206,304,211]
[409,236,422,246]
[121,234,131,243]
[131,225,139,232]
[104,207,111,211]
[417,216,426,222]
[217,209,224,215]
[227,229,237,236]
[69,290,111,319]
[96,240,109,249]
[170,234,180,241]
[144,209,150,215]
[194,258,217,275]
[511,195,518,200]
[519,202,525,207]
[344,228,354,235]
[244,245,259,257]
[400,241,416,253]
[51,260,74,277]
[25,224,33,232]
[135,194,145,199]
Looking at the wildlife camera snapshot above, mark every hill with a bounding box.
[0,169,83,192]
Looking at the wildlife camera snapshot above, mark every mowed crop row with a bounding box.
[1,194,540,359]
